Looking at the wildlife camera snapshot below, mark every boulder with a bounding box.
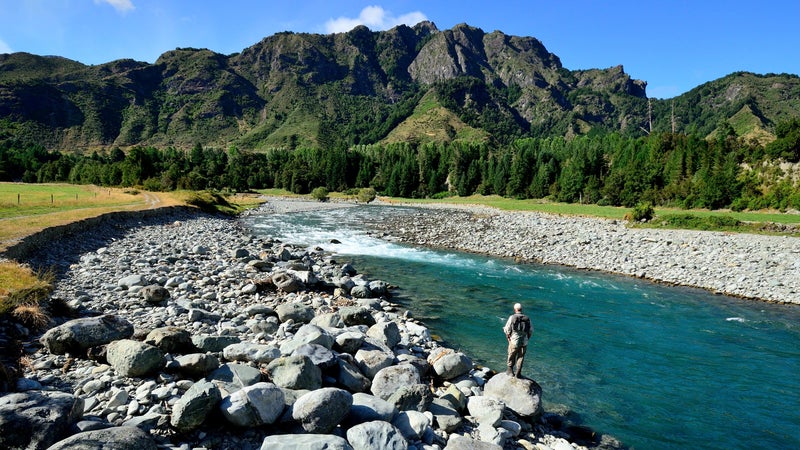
[350,285,372,299]
[0,391,83,450]
[208,363,263,396]
[366,321,401,348]
[310,312,344,329]
[291,344,337,370]
[46,426,157,450]
[391,410,431,441]
[223,342,281,364]
[192,335,240,353]
[333,331,365,354]
[266,355,322,390]
[344,392,397,427]
[346,420,408,450]
[336,356,371,393]
[40,315,134,355]
[172,353,220,378]
[444,434,503,450]
[484,373,543,419]
[118,274,147,288]
[275,302,314,323]
[339,306,376,327]
[431,350,472,380]
[260,434,353,450]
[280,324,334,354]
[367,280,389,297]
[467,396,504,427]
[144,326,194,353]
[140,284,170,304]
[441,384,467,412]
[428,398,462,433]
[106,339,164,378]
[271,272,305,293]
[387,383,433,412]
[355,349,394,380]
[371,365,420,400]
[220,382,285,427]
[291,388,353,433]
[170,380,221,431]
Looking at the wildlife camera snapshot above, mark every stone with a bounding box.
[140,284,170,304]
[387,383,433,412]
[275,302,314,323]
[220,382,285,427]
[441,383,466,412]
[484,373,543,419]
[170,380,221,431]
[266,355,322,390]
[346,420,409,450]
[291,387,353,433]
[144,326,194,353]
[260,434,353,450]
[271,271,305,293]
[310,312,345,328]
[444,434,502,449]
[192,335,240,353]
[208,363,263,396]
[344,392,397,427]
[292,344,337,369]
[428,398,462,433]
[391,410,431,441]
[40,315,134,355]
[118,274,147,288]
[366,321,401,348]
[467,396,504,427]
[0,391,83,450]
[106,339,164,378]
[431,350,472,380]
[280,324,334,354]
[355,349,394,379]
[223,342,281,364]
[172,353,220,378]
[350,285,372,298]
[339,306,376,327]
[371,365,420,400]
[368,280,389,296]
[336,356,371,393]
[46,426,157,450]
[334,331,365,354]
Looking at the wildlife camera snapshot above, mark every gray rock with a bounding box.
[275,302,314,323]
[346,420,409,450]
[46,426,157,450]
[344,392,397,427]
[172,353,220,378]
[266,355,322,390]
[467,396,504,427]
[391,410,431,441]
[170,380,221,431]
[291,344,337,369]
[355,349,394,380]
[40,315,134,355]
[106,339,164,378]
[371,365,420,400]
[260,434,353,450]
[428,398,462,433]
[144,326,194,353]
[368,280,389,297]
[441,384,466,412]
[339,306,376,327]
[350,285,372,299]
[280,324,334,354]
[140,284,169,304]
[118,274,147,288]
[291,387,353,433]
[223,342,281,364]
[366,321,401,348]
[208,363,263,396]
[336,356,371,393]
[310,312,344,328]
[0,391,83,450]
[187,308,221,323]
[192,335,240,353]
[483,373,543,419]
[271,271,305,293]
[387,383,433,412]
[220,382,285,427]
[232,248,250,259]
[443,434,502,450]
[334,331,365,354]
[432,351,472,380]
[122,413,166,431]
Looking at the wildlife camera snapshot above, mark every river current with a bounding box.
[242,205,800,450]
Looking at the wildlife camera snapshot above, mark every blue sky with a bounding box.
[0,1,798,98]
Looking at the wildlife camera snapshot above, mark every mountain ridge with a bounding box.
[1,21,798,151]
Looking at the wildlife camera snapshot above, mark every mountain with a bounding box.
[0,22,798,152]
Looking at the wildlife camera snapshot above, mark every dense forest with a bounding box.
[3,119,799,211]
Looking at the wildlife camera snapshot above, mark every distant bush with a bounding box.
[357,187,376,203]
[431,191,456,200]
[655,214,741,230]
[185,190,231,213]
[630,202,654,222]
[311,187,329,202]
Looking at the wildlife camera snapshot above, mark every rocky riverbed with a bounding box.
[0,204,620,450]
[369,201,800,305]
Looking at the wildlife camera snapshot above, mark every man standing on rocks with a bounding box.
[504,303,533,378]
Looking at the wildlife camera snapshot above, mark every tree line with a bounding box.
[1,123,799,211]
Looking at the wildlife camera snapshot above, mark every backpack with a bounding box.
[511,314,531,334]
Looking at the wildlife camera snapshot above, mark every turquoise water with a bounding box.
[244,205,800,449]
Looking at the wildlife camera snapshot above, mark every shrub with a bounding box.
[357,187,377,203]
[630,202,654,222]
[311,187,329,202]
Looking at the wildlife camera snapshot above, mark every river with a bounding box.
[242,204,800,450]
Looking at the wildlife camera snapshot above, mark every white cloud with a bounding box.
[95,0,135,14]
[0,38,12,54]
[325,5,427,33]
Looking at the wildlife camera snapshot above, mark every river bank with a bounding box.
[368,200,800,305]
[1,203,617,450]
